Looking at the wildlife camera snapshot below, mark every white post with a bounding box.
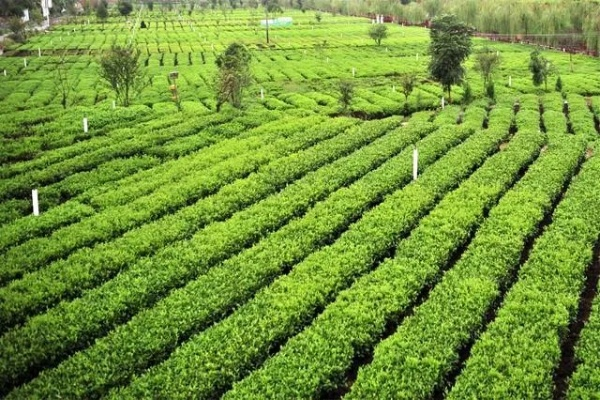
[392,85,395,92]
[260,87,264,100]
[326,57,329,63]
[413,148,418,180]
[32,189,39,216]
[416,53,419,61]
[211,44,214,50]
[83,117,88,133]
[509,76,512,87]
[23,58,27,67]
[385,47,388,52]
[352,67,355,77]
[38,47,41,57]
[3,69,6,76]
[441,97,445,109]
[112,100,116,109]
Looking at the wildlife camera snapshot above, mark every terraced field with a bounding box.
[1,8,600,399]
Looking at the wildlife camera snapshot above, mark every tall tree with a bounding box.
[98,44,146,107]
[529,49,552,91]
[368,24,388,46]
[215,42,252,111]
[428,14,473,102]
[474,46,500,87]
[96,0,109,29]
[261,0,281,44]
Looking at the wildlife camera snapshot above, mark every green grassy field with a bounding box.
[1,8,600,399]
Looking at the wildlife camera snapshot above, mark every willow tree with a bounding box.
[428,14,474,103]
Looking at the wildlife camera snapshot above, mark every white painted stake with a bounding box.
[352,67,355,77]
[326,57,329,63]
[385,47,388,52]
[416,53,419,61]
[38,47,41,57]
[211,44,214,50]
[441,96,445,109]
[260,87,264,100]
[413,148,418,180]
[3,69,6,76]
[392,85,395,92]
[83,117,88,133]
[112,100,116,109]
[32,189,39,216]
[509,75,512,87]
[23,58,27,67]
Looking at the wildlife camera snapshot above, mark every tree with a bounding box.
[338,80,354,113]
[368,24,388,46]
[98,44,146,107]
[117,0,133,16]
[315,11,322,22]
[262,0,282,44]
[474,46,500,87]
[215,42,252,111]
[54,56,74,109]
[529,49,552,91]
[427,14,474,103]
[96,0,109,29]
[400,73,417,101]
[0,0,37,17]
[7,16,26,42]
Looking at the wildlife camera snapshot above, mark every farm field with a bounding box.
[1,7,600,399]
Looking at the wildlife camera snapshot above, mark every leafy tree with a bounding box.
[96,0,109,29]
[261,0,282,44]
[427,14,474,103]
[117,0,133,16]
[0,0,37,17]
[54,56,74,109]
[368,24,388,46]
[400,73,417,101]
[315,11,322,22]
[555,75,563,92]
[98,44,146,107]
[529,49,552,91]
[215,42,252,111]
[338,80,354,113]
[7,16,26,42]
[474,46,500,87]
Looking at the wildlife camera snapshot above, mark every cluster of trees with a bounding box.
[299,0,600,55]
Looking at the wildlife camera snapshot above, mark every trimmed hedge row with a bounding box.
[82,115,325,210]
[449,146,600,399]
[0,117,356,328]
[108,121,507,399]
[348,135,585,399]
[568,273,600,398]
[225,120,544,399]
[1,116,407,396]
[0,112,234,202]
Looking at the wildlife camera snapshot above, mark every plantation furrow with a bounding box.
[0,113,179,180]
[107,121,508,400]
[224,121,543,399]
[34,155,161,211]
[0,112,234,202]
[0,116,322,248]
[1,116,411,396]
[0,201,95,253]
[0,117,360,331]
[347,136,586,399]
[0,106,162,169]
[448,147,600,399]
[567,253,600,398]
[80,115,323,210]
